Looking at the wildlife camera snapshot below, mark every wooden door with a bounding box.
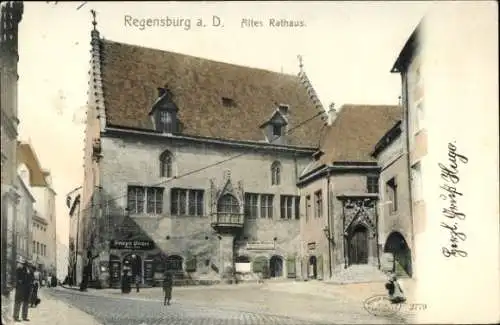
[349,226,369,264]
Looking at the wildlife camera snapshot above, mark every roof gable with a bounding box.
[97,39,324,147]
[318,104,402,164]
[17,142,47,187]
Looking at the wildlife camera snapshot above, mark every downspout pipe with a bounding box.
[326,169,333,279]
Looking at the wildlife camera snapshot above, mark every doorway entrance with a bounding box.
[384,232,412,277]
[123,254,142,279]
[269,255,283,278]
[348,225,369,265]
[308,256,317,279]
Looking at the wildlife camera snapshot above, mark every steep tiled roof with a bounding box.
[98,39,325,147]
[318,105,402,164]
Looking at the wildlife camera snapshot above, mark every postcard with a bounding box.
[1,1,498,324]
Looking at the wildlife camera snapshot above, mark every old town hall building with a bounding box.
[78,19,408,288]
[80,22,327,288]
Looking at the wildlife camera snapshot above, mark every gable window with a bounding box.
[367,176,379,193]
[305,195,311,221]
[128,186,164,214]
[244,193,259,219]
[271,161,281,185]
[260,194,274,219]
[314,190,323,218]
[171,188,204,216]
[158,111,174,133]
[386,177,398,213]
[160,150,173,178]
[217,194,240,214]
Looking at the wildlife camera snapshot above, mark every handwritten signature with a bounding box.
[438,142,468,258]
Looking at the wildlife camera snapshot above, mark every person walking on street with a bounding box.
[163,271,173,306]
[121,269,131,294]
[13,257,31,322]
[30,266,40,307]
[135,274,140,293]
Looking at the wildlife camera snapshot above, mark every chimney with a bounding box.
[327,102,337,125]
[157,88,166,98]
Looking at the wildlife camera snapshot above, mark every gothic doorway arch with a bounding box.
[269,255,283,278]
[384,232,412,277]
[165,255,183,273]
[308,255,317,279]
[348,225,369,265]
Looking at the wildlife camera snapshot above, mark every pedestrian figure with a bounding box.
[121,270,131,294]
[135,274,141,293]
[13,257,31,322]
[30,266,40,307]
[163,271,173,306]
[385,272,406,304]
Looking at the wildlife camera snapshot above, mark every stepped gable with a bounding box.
[97,39,325,147]
[318,104,402,164]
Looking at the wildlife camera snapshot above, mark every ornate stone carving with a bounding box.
[209,179,217,214]
[209,171,245,213]
[343,198,377,233]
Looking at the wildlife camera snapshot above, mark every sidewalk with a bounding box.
[3,288,103,325]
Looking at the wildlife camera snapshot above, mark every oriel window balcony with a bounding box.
[210,213,244,230]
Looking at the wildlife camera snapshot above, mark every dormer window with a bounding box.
[222,97,236,107]
[150,86,179,134]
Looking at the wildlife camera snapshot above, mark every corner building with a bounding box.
[80,24,326,288]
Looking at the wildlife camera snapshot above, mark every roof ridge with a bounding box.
[100,38,300,79]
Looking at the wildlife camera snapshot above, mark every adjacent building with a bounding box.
[78,22,326,288]
[1,1,24,297]
[371,120,413,277]
[17,141,58,278]
[15,166,35,265]
[390,22,424,279]
[298,104,401,283]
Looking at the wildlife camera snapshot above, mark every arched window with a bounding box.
[160,150,173,178]
[271,161,281,185]
[217,194,240,214]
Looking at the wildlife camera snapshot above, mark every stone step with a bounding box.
[329,265,388,284]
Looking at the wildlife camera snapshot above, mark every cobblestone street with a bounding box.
[44,282,409,325]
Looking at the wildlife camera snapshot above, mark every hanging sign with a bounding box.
[109,239,155,250]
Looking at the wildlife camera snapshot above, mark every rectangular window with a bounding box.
[36,242,40,255]
[280,195,295,219]
[273,124,282,136]
[305,195,311,221]
[188,190,204,216]
[32,241,35,254]
[294,196,300,220]
[159,111,173,133]
[411,163,423,202]
[146,187,164,214]
[128,186,163,214]
[244,193,259,219]
[367,176,379,194]
[172,188,204,216]
[127,186,145,214]
[260,194,274,219]
[386,178,398,213]
[314,190,323,218]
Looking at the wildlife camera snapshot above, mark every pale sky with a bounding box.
[16,1,429,273]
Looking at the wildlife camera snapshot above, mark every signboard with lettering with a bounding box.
[109,240,155,250]
[307,242,316,250]
[246,241,275,250]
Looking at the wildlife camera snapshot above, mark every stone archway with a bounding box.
[348,224,369,265]
[384,232,412,277]
[269,255,284,278]
[165,255,183,273]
